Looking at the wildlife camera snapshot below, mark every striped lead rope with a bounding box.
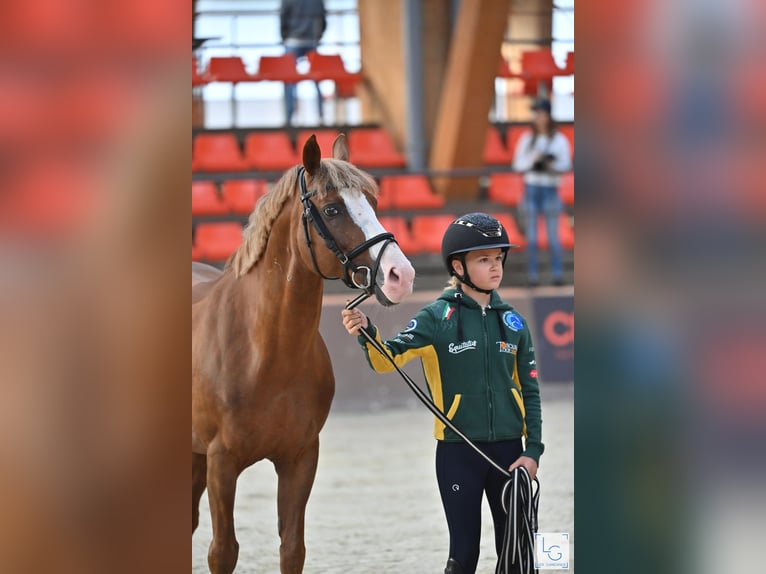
[496,466,540,574]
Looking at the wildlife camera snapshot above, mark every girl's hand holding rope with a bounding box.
[508,455,538,481]
[341,307,369,335]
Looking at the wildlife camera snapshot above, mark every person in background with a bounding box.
[280,0,326,125]
[341,213,544,574]
[512,98,572,286]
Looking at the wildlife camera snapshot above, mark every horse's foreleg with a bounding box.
[192,452,207,534]
[206,448,240,574]
[275,438,320,574]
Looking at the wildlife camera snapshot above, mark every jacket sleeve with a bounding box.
[279,0,291,40]
[512,131,537,172]
[549,132,572,173]
[356,307,436,374]
[319,2,327,36]
[516,320,545,462]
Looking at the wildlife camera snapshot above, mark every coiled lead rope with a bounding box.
[495,466,540,574]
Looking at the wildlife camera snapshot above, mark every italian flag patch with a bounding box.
[442,304,455,321]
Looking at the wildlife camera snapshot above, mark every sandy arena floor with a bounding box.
[192,383,573,573]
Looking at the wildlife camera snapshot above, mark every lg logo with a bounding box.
[543,311,574,347]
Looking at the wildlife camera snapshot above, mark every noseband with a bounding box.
[298,167,397,297]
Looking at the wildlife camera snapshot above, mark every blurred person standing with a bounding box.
[280,0,326,125]
[512,98,572,286]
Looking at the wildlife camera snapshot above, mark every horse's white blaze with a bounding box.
[339,189,387,256]
[339,188,415,301]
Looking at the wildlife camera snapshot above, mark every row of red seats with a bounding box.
[498,50,574,80]
[192,128,406,172]
[193,52,361,96]
[497,50,574,97]
[192,179,268,216]
[191,174,444,217]
[192,214,574,262]
[488,172,574,207]
[192,125,573,173]
[192,172,573,217]
[378,172,573,209]
[484,124,574,165]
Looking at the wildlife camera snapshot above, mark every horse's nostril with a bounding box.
[389,268,401,283]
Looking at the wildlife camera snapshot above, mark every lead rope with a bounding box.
[495,466,540,574]
[344,298,540,573]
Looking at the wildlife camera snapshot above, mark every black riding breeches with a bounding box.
[435,439,524,574]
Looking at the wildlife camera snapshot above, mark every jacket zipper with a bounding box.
[483,306,494,440]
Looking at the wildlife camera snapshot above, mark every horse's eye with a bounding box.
[323,204,341,217]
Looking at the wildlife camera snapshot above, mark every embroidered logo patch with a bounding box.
[496,341,518,354]
[442,304,455,321]
[403,318,417,332]
[530,369,538,378]
[503,312,524,331]
[448,340,477,354]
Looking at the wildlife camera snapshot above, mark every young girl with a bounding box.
[341,213,543,574]
[512,98,572,286]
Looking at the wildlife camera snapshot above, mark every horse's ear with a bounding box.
[302,134,322,176]
[332,133,349,162]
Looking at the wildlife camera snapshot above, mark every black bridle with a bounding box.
[298,167,397,304]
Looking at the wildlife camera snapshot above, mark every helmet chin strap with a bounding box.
[453,254,494,295]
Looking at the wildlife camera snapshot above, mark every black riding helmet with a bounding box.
[441,213,519,294]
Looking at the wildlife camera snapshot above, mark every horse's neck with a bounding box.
[238,212,324,334]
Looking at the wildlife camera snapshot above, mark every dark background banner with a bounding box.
[531,295,574,383]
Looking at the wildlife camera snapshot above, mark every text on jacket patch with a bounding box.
[448,340,478,354]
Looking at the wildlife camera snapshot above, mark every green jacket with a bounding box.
[358,289,544,462]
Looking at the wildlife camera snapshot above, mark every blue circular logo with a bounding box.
[503,312,523,331]
[403,318,418,332]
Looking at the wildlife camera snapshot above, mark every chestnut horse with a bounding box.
[192,134,415,574]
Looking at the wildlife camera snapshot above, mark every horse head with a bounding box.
[297,134,415,306]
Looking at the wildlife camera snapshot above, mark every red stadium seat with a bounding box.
[192,57,212,87]
[563,51,575,76]
[522,77,552,97]
[558,124,574,154]
[559,173,574,206]
[506,125,526,158]
[374,178,394,211]
[488,173,524,207]
[244,132,299,171]
[378,175,445,210]
[483,127,513,165]
[306,52,362,97]
[348,128,407,168]
[410,215,456,254]
[195,222,243,262]
[193,133,248,172]
[537,214,574,250]
[521,50,566,80]
[207,56,255,84]
[378,216,421,256]
[489,212,526,249]
[222,179,268,214]
[192,181,228,216]
[253,54,303,84]
[497,58,513,78]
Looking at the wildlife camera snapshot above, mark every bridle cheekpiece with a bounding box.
[298,167,396,301]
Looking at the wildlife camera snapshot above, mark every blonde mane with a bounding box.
[228,159,378,278]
